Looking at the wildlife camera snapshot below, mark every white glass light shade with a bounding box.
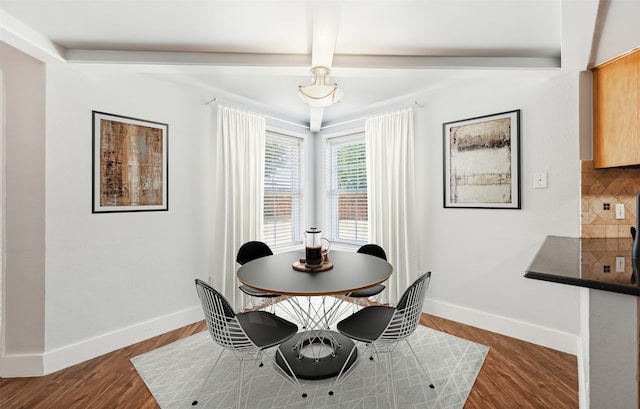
[298,66,343,107]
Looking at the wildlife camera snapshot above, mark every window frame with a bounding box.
[324,131,368,246]
[262,131,305,250]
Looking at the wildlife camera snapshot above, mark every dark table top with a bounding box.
[525,235,640,296]
[237,250,393,296]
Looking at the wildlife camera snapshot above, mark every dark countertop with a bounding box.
[525,235,640,296]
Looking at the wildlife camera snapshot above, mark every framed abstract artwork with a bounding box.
[92,111,168,213]
[443,110,520,209]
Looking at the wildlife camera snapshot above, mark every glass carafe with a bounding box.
[305,227,323,268]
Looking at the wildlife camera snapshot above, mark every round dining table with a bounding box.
[237,249,393,380]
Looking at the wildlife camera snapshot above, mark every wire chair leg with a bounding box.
[191,348,225,406]
[237,358,244,409]
[388,352,398,409]
[328,343,359,396]
[236,352,267,409]
[238,356,260,409]
[273,347,307,399]
[403,338,435,389]
[348,345,399,409]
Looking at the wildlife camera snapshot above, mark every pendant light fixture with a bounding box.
[298,66,344,107]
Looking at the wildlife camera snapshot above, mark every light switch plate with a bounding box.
[533,172,547,189]
[616,256,625,272]
[615,204,625,220]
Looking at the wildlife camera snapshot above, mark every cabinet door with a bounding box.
[593,50,640,168]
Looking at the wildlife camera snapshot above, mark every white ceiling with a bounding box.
[1,0,639,131]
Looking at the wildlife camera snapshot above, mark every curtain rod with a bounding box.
[319,101,423,131]
[205,97,423,132]
[206,97,310,130]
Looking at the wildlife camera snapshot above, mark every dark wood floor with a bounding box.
[0,314,578,409]
[421,314,578,409]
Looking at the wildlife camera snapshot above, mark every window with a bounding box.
[326,133,368,244]
[263,132,304,248]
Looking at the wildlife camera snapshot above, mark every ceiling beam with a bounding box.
[560,0,600,71]
[65,49,311,67]
[308,107,324,133]
[0,10,66,63]
[65,49,561,70]
[308,1,343,132]
[333,55,561,70]
[310,1,342,68]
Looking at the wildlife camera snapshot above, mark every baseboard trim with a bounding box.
[3,300,579,378]
[1,305,203,377]
[1,354,45,378]
[424,299,579,355]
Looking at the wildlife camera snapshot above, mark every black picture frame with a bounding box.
[92,111,169,213]
[443,110,521,209]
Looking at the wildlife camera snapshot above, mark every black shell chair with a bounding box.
[346,244,388,304]
[236,241,280,310]
[332,272,433,408]
[193,279,303,408]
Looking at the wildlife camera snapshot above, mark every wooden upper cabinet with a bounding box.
[593,48,640,168]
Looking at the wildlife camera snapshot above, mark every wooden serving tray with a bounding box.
[292,260,334,272]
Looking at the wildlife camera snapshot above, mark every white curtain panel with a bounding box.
[211,105,266,310]
[365,107,418,304]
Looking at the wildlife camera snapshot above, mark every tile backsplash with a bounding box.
[581,160,640,238]
[581,237,634,281]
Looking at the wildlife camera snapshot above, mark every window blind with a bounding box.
[263,133,304,247]
[326,134,368,243]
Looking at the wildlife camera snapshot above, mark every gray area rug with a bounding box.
[131,324,488,409]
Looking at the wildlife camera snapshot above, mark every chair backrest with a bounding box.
[236,241,273,265]
[357,244,387,260]
[195,279,255,352]
[378,272,431,343]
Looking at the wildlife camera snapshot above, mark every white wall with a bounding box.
[0,69,4,373]
[415,72,582,353]
[2,53,215,376]
[2,49,584,376]
[11,62,213,375]
[0,43,47,376]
